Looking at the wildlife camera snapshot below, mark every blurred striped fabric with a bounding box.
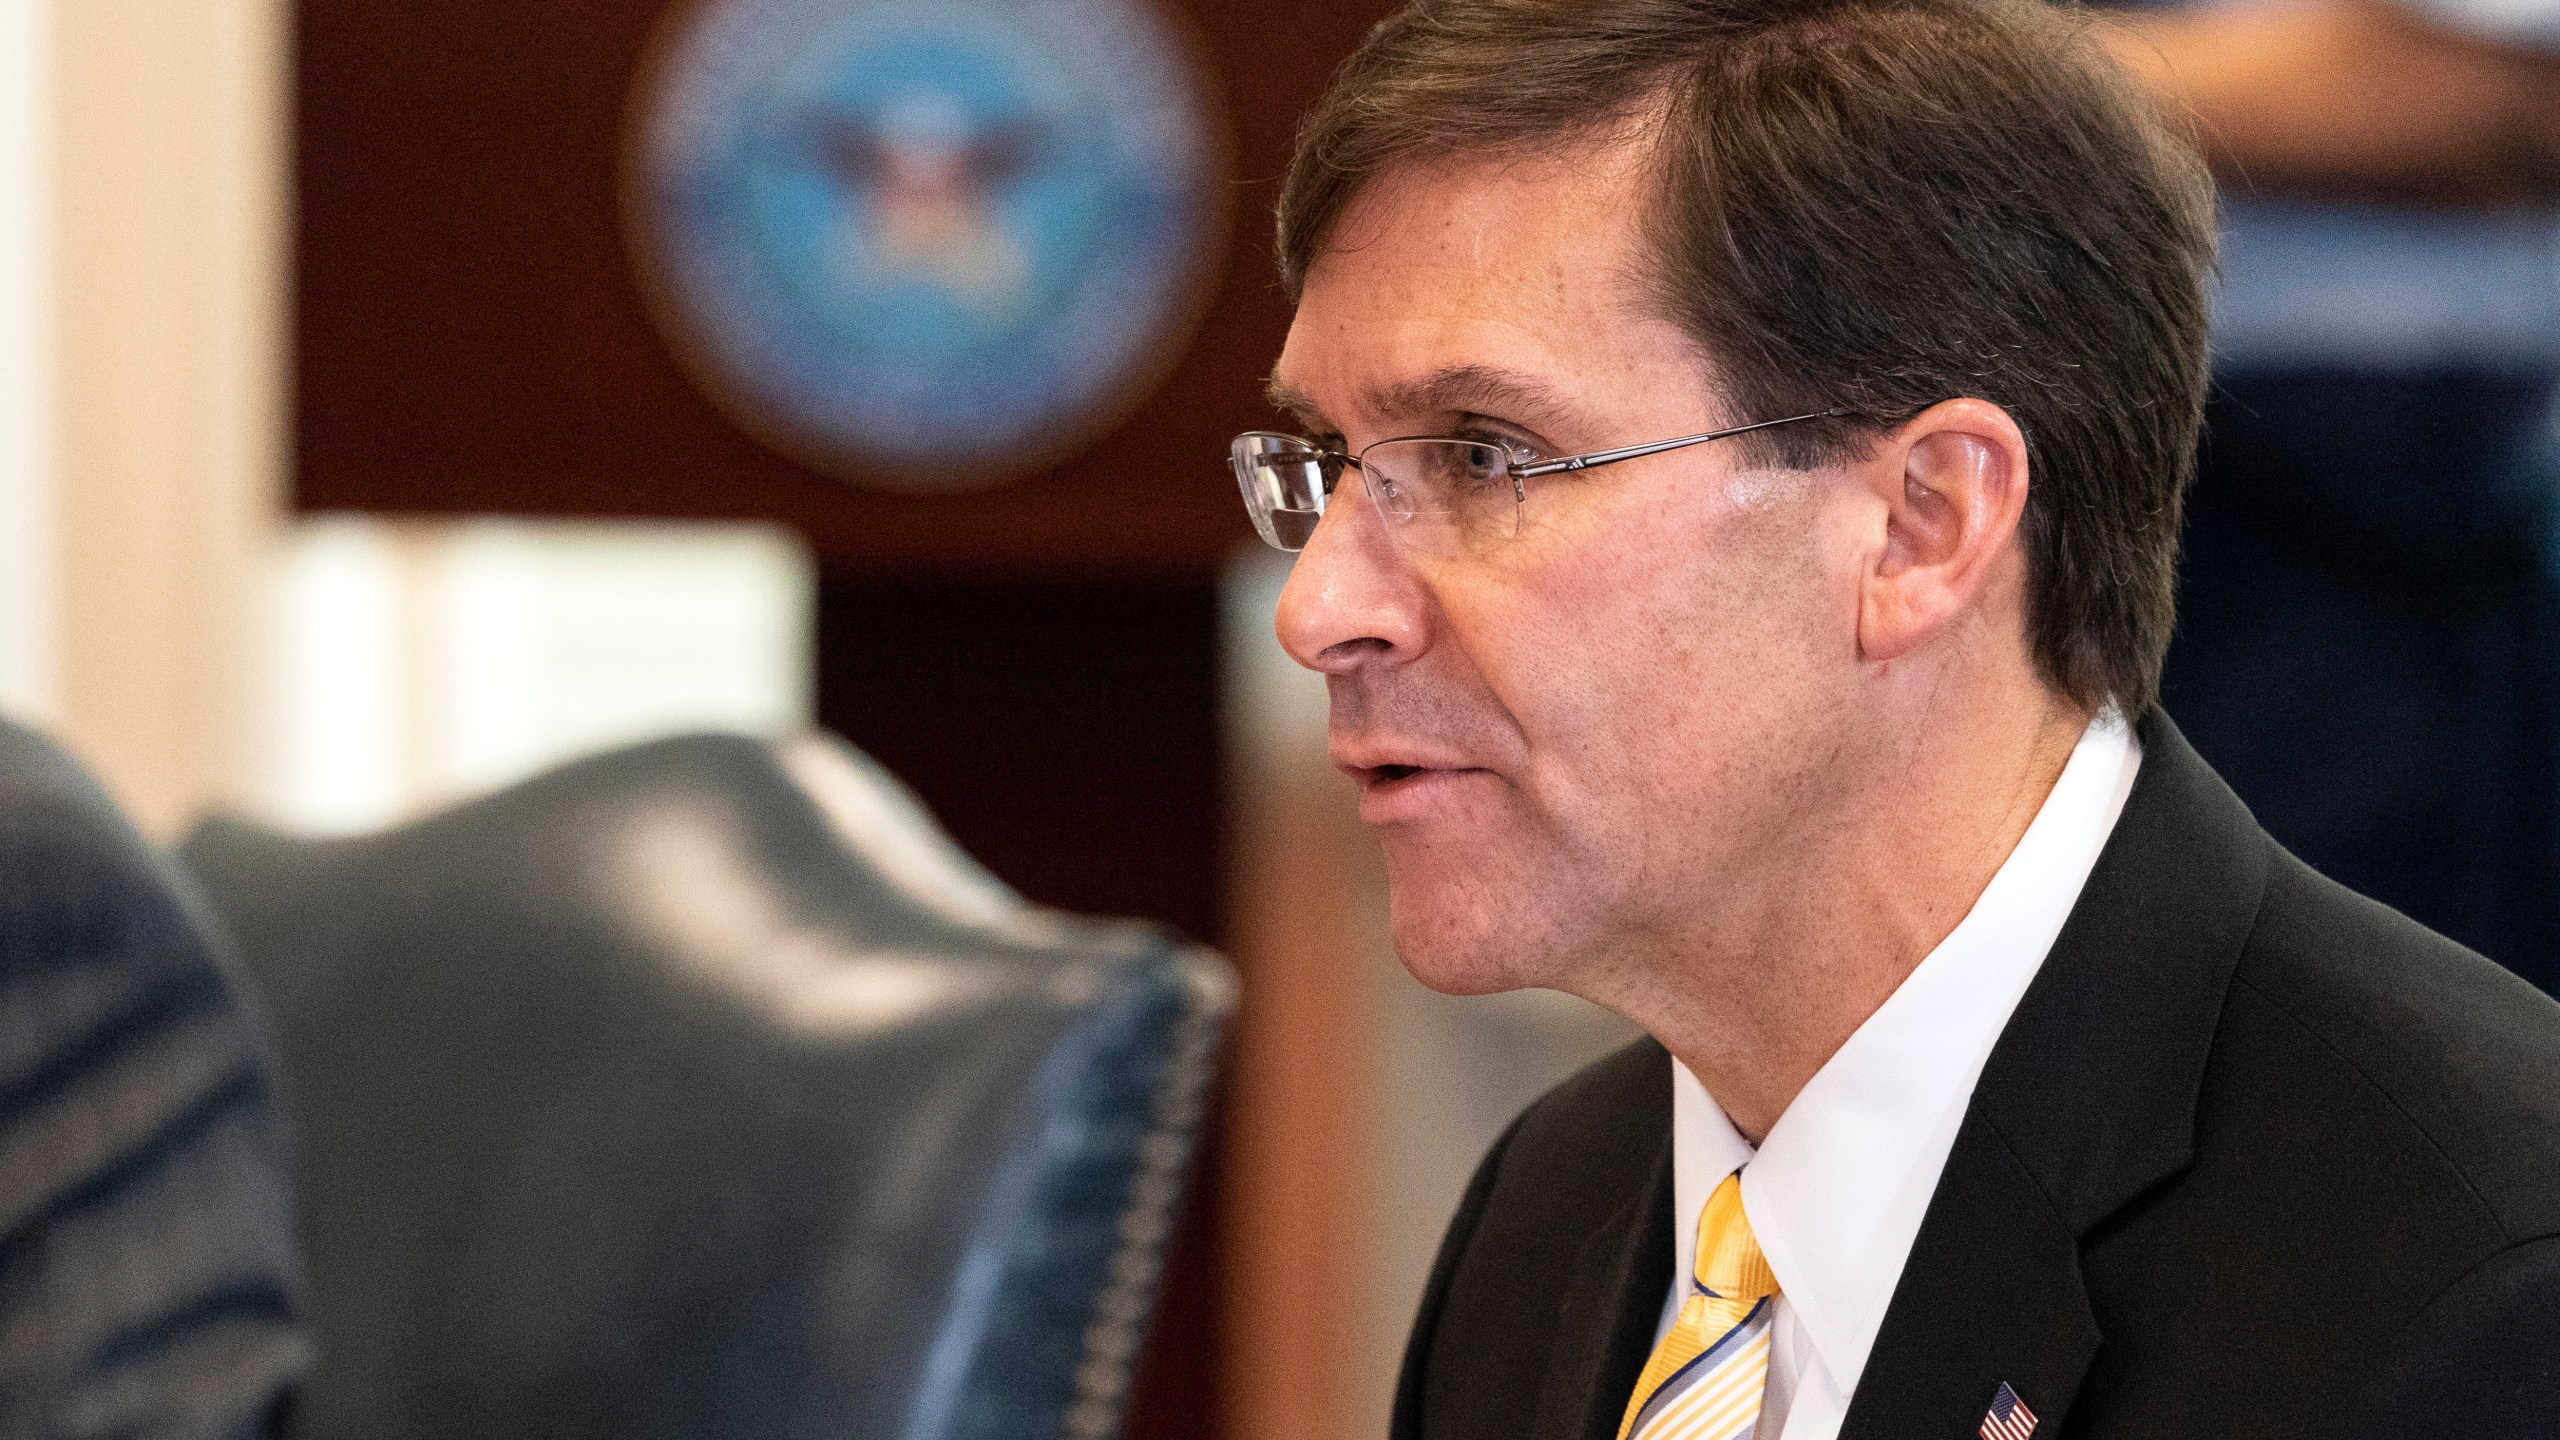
[0,721,306,1439]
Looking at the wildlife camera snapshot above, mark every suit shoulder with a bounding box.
[2336,1235,2560,1438]
[1500,1036,1670,1175]
[1450,1035,1670,1247]
[2231,850,2560,1240]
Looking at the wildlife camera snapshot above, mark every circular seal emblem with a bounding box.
[628,0,1221,489]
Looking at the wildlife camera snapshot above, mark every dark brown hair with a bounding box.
[1275,0,2215,715]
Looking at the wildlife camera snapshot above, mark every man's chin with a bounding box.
[1384,894,1556,997]
[1394,947,1525,997]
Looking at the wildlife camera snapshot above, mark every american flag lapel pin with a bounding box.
[1979,1381,2038,1440]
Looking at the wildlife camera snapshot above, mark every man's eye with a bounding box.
[1455,427,1536,463]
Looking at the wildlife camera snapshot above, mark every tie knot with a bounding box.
[1694,1171,1777,1303]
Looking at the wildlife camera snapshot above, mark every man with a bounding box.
[1223,0,2560,1436]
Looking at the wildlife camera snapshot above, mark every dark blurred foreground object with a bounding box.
[177,732,1234,1440]
[2105,0,2560,984]
[0,719,306,1437]
[2165,373,2560,985]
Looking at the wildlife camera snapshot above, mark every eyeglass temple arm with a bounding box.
[1251,450,1361,472]
[1511,410,1844,479]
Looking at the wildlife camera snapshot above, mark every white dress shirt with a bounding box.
[1656,714,2143,1440]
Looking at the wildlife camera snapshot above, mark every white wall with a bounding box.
[259,516,815,834]
[0,0,55,722]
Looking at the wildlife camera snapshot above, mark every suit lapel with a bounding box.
[1836,1111,2099,1440]
[1532,1134,1675,1440]
[1843,711,2273,1438]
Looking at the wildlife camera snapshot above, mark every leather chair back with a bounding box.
[178,733,1231,1440]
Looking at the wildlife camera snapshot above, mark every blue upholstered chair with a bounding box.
[177,732,1232,1440]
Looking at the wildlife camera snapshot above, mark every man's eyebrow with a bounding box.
[1264,364,1594,441]
[1263,377,1329,431]
[1363,365,1588,437]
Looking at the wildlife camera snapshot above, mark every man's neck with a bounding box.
[1615,690,2091,1144]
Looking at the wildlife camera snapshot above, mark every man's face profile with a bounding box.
[1269,140,1878,1006]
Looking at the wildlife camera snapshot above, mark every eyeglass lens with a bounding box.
[1231,433,1521,555]
[1361,438,1520,555]
[1230,433,1331,551]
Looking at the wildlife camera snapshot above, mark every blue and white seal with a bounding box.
[629,0,1220,487]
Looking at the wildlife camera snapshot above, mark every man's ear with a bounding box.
[1856,398,2031,667]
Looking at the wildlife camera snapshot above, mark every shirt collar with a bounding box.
[1668,712,2142,1395]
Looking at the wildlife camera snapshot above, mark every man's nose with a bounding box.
[1274,484,1427,675]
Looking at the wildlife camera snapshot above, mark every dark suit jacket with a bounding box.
[1394,711,2560,1440]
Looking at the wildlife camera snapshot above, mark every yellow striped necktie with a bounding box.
[1616,1170,1779,1440]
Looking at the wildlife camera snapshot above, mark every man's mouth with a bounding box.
[1349,761,1488,822]
[1334,743,1492,802]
